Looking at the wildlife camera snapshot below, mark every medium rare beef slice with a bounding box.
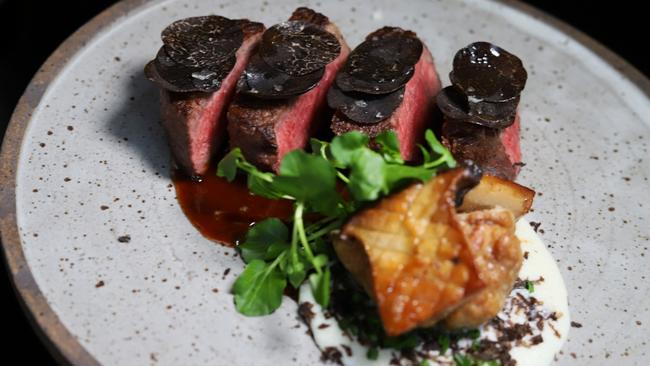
[329,27,441,161]
[145,16,264,177]
[442,115,520,182]
[437,42,527,180]
[227,8,350,171]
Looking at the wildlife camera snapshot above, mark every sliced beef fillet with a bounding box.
[145,17,264,177]
[227,8,350,171]
[330,27,441,161]
[442,115,521,180]
[437,42,527,180]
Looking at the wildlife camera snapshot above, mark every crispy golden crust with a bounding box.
[333,168,525,336]
[443,208,522,328]
[334,169,486,336]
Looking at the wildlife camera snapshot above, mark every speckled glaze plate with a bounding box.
[1,0,649,365]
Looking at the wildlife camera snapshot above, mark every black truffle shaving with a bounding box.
[237,53,324,99]
[145,47,235,93]
[450,41,527,103]
[327,85,404,124]
[259,21,340,77]
[161,15,243,68]
[437,86,518,129]
[336,29,422,95]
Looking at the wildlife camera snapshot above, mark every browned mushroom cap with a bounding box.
[259,21,341,77]
[450,42,527,103]
[336,28,422,95]
[327,84,404,124]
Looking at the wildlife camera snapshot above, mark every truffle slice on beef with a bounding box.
[227,7,350,171]
[329,27,441,161]
[437,42,527,180]
[145,17,264,177]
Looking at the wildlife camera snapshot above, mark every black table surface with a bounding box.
[0,1,648,364]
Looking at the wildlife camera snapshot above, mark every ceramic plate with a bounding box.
[1,0,649,365]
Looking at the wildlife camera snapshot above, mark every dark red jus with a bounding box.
[173,171,292,245]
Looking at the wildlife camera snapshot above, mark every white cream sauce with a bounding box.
[299,219,570,366]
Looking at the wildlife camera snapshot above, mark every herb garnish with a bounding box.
[525,280,535,293]
[453,353,501,366]
[217,130,455,316]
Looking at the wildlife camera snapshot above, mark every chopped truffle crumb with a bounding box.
[298,302,316,324]
[321,346,343,365]
[341,344,352,357]
[529,221,542,232]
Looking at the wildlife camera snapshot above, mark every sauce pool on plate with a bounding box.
[173,171,293,245]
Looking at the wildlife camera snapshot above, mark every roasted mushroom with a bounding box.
[459,174,534,219]
[333,168,529,335]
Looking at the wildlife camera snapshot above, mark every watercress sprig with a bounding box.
[218,130,455,317]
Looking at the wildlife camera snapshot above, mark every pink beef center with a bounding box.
[392,50,441,161]
[500,113,521,165]
[189,35,261,172]
[274,45,350,169]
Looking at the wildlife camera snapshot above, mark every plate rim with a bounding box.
[0,0,648,365]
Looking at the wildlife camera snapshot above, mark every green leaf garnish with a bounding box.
[366,347,379,360]
[525,280,535,293]
[216,148,241,181]
[468,328,481,340]
[348,148,387,202]
[232,258,286,316]
[309,266,331,308]
[220,129,457,324]
[275,150,344,216]
[239,218,289,263]
[329,130,368,166]
[438,333,451,354]
[422,129,456,169]
[286,256,308,288]
[453,353,501,366]
[375,130,403,164]
[383,333,419,350]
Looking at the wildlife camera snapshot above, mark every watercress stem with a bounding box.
[294,203,321,274]
[304,216,338,234]
[290,215,300,265]
[423,155,447,169]
[337,171,350,184]
[306,218,344,242]
[268,251,286,272]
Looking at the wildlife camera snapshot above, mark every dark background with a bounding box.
[0,0,647,364]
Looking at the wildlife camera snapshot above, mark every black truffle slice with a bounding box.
[327,85,404,124]
[161,15,243,68]
[259,21,341,77]
[336,31,422,95]
[237,53,324,99]
[450,42,527,102]
[145,47,235,93]
[437,86,518,129]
